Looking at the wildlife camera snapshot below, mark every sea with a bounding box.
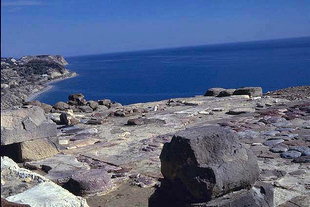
[37,37,310,105]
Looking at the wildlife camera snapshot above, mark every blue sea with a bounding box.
[37,37,310,105]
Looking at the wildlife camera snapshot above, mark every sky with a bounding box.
[1,0,310,57]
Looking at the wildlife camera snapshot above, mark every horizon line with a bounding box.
[65,35,310,59]
[2,35,309,59]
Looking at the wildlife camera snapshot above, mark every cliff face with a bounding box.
[1,55,75,110]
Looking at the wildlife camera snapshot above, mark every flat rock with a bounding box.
[263,138,284,147]
[193,183,273,207]
[64,169,112,195]
[280,150,302,159]
[86,118,105,125]
[1,157,88,207]
[292,156,310,163]
[127,117,166,126]
[270,144,288,153]
[25,154,90,184]
[278,196,310,207]
[6,182,89,207]
[289,146,310,156]
[227,107,255,115]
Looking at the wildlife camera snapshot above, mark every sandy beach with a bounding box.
[26,72,78,102]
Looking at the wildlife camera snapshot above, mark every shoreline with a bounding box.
[26,72,78,102]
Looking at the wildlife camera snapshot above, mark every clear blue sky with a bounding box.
[1,0,310,57]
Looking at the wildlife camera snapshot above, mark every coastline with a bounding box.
[26,72,78,102]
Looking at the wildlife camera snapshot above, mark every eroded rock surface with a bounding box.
[160,126,259,202]
[1,156,89,207]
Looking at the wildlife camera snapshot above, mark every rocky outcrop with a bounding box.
[0,106,58,162]
[1,55,75,110]
[1,106,57,145]
[204,87,263,98]
[1,156,89,207]
[19,55,68,66]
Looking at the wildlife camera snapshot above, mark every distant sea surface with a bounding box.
[37,37,310,105]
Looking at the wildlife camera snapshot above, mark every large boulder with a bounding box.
[204,88,225,96]
[233,87,263,98]
[0,138,59,162]
[19,139,59,162]
[1,106,57,145]
[53,101,70,111]
[160,126,259,203]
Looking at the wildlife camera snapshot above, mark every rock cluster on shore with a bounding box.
[1,55,75,110]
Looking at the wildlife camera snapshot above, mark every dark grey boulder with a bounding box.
[280,150,302,159]
[127,117,166,126]
[68,93,87,105]
[289,146,310,156]
[86,118,105,125]
[204,88,225,96]
[160,126,259,203]
[270,144,288,153]
[1,106,57,145]
[233,87,263,97]
[263,138,284,147]
[293,156,310,163]
[217,89,236,97]
[59,113,79,126]
[98,99,112,108]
